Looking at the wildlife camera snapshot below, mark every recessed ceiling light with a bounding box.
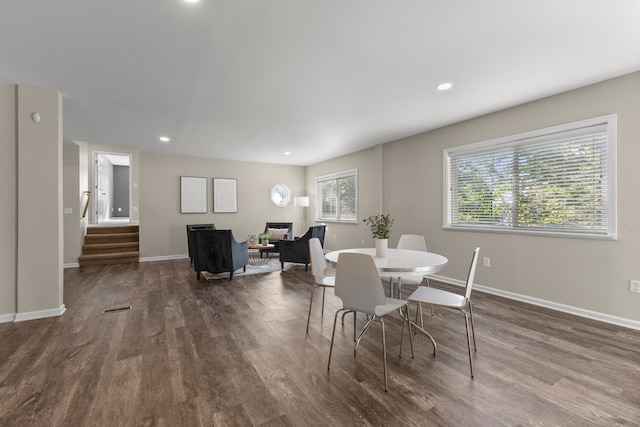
[159,136,171,143]
[183,0,199,3]
[284,151,292,156]
[437,82,453,91]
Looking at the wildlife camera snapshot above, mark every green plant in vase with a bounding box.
[259,232,270,245]
[363,214,394,239]
[363,214,394,256]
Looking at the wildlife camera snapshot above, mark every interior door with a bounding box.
[96,155,106,223]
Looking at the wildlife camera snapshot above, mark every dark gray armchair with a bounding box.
[186,223,216,265]
[192,229,248,280]
[279,225,326,271]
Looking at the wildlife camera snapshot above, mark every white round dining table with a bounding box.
[324,248,448,278]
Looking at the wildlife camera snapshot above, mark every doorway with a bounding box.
[93,152,132,225]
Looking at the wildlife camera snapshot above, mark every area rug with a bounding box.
[201,259,307,280]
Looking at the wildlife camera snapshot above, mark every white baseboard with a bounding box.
[430,274,640,332]
[0,313,15,323]
[63,255,187,268]
[139,254,188,263]
[13,305,67,322]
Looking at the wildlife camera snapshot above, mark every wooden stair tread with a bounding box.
[84,233,139,244]
[87,225,139,234]
[79,251,140,260]
[79,253,139,266]
[85,232,139,238]
[82,242,139,255]
[82,242,139,250]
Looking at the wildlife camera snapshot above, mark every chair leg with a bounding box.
[400,308,406,357]
[321,287,326,317]
[406,306,414,358]
[327,309,343,371]
[306,285,317,334]
[469,302,477,351]
[354,316,376,358]
[414,302,424,334]
[425,277,434,316]
[339,310,357,341]
[409,303,437,356]
[399,306,414,359]
[380,317,388,392]
[353,311,357,342]
[462,309,475,378]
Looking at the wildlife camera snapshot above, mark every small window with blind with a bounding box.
[316,169,358,223]
[444,115,617,239]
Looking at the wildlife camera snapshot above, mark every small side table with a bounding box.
[248,244,275,266]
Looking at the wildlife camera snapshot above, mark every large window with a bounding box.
[444,115,617,239]
[316,169,358,223]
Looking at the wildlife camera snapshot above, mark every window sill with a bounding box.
[442,225,617,241]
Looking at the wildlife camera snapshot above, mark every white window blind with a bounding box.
[444,115,616,239]
[316,169,358,223]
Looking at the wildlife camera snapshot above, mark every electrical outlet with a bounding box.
[483,257,491,268]
[630,280,640,293]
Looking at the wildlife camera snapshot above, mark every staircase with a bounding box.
[78,225,140,267]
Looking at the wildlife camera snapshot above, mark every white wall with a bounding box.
[0,83,65,321]
[139,152,306,259]
[16,85,64,318]
[63,141,94,266]
[0,84,17,320]
[63,143,81,265]
[308,71,640,325]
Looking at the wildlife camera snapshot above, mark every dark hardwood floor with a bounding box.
[1,259,639,426]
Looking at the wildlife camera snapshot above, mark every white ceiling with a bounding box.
[2,1,639,166]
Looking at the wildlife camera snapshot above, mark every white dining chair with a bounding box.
[406,247,480,377]
[306,237,335,334]
[327,252,413,391]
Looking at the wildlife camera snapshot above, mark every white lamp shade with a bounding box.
[294,196,310,207]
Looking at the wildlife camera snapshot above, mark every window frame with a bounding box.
[315,169,358,224]
[443,114,617,240]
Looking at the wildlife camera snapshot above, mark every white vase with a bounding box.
[375,238,388,257]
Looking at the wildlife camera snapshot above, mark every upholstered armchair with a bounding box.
[192,229,248,280]
[279,225,326,271]
[186,223,216,265]
[261,222,293,254]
